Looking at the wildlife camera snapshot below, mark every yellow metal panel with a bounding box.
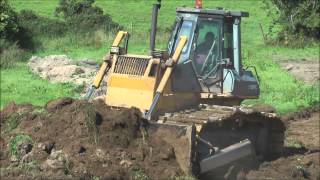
[106,74,157,111]
[106,87,154,111]
[107,75,156,91]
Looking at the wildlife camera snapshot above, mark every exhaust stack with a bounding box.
[150,0,161,55]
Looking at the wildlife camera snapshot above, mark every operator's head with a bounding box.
[205,32,214,43]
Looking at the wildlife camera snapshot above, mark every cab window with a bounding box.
[193,17,222,77]
[173,20,193,55]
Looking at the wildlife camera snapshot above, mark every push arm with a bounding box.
[85,31,128,100]
[145,36,187,120]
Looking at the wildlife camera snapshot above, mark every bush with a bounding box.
[0,40,27,69]
[0,0,19,41]
[17,10,67,37]
[55,0,122,33]
[0,1,37,51]
[263,0,320,47]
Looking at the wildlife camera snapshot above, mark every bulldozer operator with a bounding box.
[195,32,218,75]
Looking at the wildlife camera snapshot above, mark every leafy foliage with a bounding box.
[263,0,319,46]
[55,0,121,33]
[0,0,19,41]
[18,10,67,37]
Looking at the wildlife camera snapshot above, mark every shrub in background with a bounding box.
[0,40,27,69]
[55,0,122,33]
[18,10,67,37]
[263,0,319,47]
[0,0,122,69]
[0,0,29,69]
[0,0,19,41]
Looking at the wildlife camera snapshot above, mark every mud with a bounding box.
[0,98,184,179]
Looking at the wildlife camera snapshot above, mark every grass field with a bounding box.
[2,0,319,113]
[0,64,79,108]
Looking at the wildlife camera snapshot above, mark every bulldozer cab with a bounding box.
[168,8,259,100]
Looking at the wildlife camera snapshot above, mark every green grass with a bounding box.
[243,55,319,114]
[0,64,79,109]
[4,0,320,114]
[9,134,33,157]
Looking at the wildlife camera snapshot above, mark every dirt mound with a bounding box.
[245,109,320,180]
[285,111,320,151]
[0,98,184,179]
[28,55,97,85]
[246,152,320,180]
[27,55,107,98]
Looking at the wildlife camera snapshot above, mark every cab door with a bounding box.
[191,16,223,91]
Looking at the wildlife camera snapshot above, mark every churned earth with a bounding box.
[0,98,186,179]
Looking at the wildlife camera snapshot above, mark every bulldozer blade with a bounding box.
[147,122,197,175]
[200,139,255,174]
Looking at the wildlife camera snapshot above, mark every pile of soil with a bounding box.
[27,55,107,98]
[28,55,98,85]
[245,108,320,180]
[246,152,320,180]
[1,97,319,180]
[0,98,184,179]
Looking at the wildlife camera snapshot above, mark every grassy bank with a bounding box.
[0,64,79,109]
[3,0,319,113]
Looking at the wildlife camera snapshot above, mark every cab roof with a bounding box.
[176,7,249,18]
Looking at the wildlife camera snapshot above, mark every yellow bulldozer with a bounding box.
[85,0,285,177]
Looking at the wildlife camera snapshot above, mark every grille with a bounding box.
[113,56,150,76]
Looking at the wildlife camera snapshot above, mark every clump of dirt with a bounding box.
[0,98,184,179]
[0,102,34,122]
[27,55,107,98]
